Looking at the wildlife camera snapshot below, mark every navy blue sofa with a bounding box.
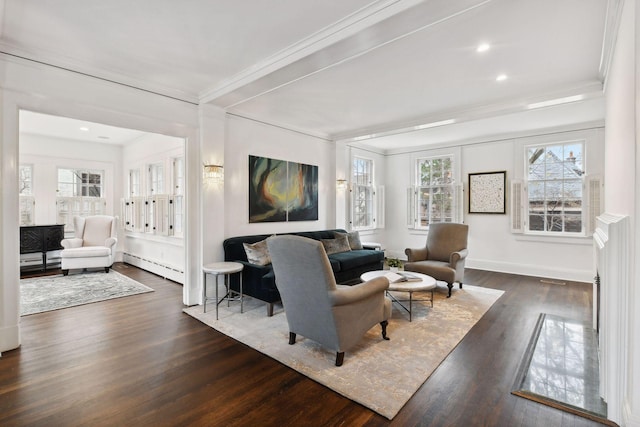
[223,229,384,316]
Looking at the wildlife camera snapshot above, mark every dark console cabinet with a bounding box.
[20,224,65,272]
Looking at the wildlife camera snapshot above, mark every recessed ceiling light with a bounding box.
[496,74,508,82]
[527,95,585,109]
[414,119,456,130]
[476,43,490,53]
[98,136,110,139]
[79,126,90,131]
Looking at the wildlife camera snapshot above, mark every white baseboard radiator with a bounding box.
[123,252,185,284]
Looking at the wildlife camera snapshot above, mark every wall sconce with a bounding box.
[336,179,347,190]
[204,164,224,184]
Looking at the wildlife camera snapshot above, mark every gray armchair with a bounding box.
[404,223,468,298]
[267,235,392,366]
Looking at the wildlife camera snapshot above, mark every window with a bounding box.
[148,163,164,195]
[129,169,141,197]
[171,157,184,237]
[19,164,35,225]
[58,168,103,197]
[56,168,105,231]
[19,164,33,196]
[525,141,585,234]
[409,156,461,229]
[351,157,375,230]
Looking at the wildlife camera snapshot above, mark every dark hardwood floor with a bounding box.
[1,263,607,426]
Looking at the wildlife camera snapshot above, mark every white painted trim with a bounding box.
[465,258,594,283]
[0,46,199,104]
[199,0,425,103]
[337,83,604,144]
[600,0,625,85]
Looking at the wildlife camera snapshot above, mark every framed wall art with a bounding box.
[248,155,318,223]
[468,171,506,214]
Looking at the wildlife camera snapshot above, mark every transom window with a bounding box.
[526,141,584,233]
[57,168,103,197]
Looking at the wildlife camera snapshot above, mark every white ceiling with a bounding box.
[1,0,615,149]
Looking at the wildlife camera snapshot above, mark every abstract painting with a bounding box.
[249,155,318,223]
[468,171,506,214]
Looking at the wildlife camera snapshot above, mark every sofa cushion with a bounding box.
[321,235,351,255]
[243,238,272,266]
[329,249,384,270]
[333,231,363,250]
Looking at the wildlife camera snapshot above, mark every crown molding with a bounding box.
[333,81,604,143]
[198,0,425,105]
[376,120,605,156]
[200,0,493,108]
[599,0,624,85]
[0,44,200,104]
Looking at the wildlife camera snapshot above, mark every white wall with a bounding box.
[121,132,185,277]
[602,0,639,424]
[20,134,122,224]
[381,125,603,282]
[1,56,202,353]
[224,115,336,238]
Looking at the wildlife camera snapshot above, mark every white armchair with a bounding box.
[61,215,118,275]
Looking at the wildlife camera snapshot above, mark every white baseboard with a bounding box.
[123,253,184,284]
[465,258,593,283]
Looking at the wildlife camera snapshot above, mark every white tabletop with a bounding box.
[361,270,436,292]
[203,261,244,274]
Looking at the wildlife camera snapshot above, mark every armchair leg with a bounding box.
[447,283,453,298]
[335,352,344,366]
[105,267,110,273]
[380,320,390,340]
[288,332,296,345]
[267,303,274,317]
[459,282,463,289]
[62,270,69,276]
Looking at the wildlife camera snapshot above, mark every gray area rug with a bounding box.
[184,284,504,419]
[21,271,154,316]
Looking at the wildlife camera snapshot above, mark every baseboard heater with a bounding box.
[122,252,185,284]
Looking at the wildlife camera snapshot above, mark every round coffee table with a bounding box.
[361,270,436,321]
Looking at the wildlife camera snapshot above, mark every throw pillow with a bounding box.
[334,231,363,250]
[243,239,271,266]
[321,235,352,255]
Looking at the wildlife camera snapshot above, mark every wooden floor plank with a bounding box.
[0,264,608,426]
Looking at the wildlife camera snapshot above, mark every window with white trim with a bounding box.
[56,168,105,231]
[129,169,141,197]
[525,141,585,234]
[171,157,184,237]
[351,157,376,230]
[408,155,462,229]
[19,164,35,225]
[148,163,164,195]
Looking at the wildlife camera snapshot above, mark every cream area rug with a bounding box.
[184,284,504,419]
[21,271,154,316]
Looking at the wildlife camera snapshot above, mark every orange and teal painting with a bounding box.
[249,155,318,223]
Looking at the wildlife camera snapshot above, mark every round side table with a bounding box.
[203,262,244,320]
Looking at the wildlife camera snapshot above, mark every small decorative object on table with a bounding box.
[387,257,402,272]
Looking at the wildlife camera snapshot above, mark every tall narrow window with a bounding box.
[129,169,141,197]
[19,164,35,225]
[148,163,164,195]
[351,157,375,230]
[526,141,584,233]
[412,156,456,228]
[172,157,184,237]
